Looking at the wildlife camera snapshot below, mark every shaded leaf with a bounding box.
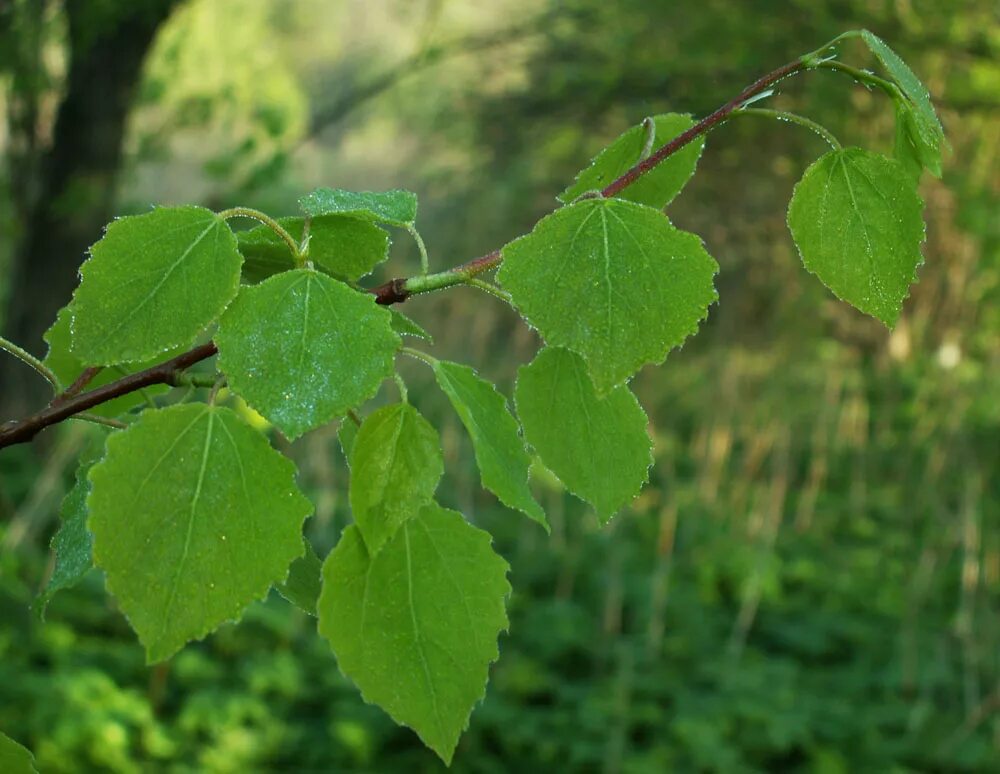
[299,188,417,227]
[276,539,323,616]
[0,732,36,774]
[515,348,652,523]
[559,113,704,208]
[88,404,312,663]
[36,431,108,616]
[498,198,718,394]
[432,360,547,530]
[216,269,400,440]
[349,403,443,554]
[318,503,510,764]
[787,148,924,327]
[237,215,390,282]
[71,206,242,364]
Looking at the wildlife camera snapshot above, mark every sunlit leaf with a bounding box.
[71,206,242,364]
[318,503,510,764]
[432,360,547,530]
[88,404,312,663]
[787,148,924,327]
[559,113,704,208]
[498,198,718,394]
[349,403,443,554]
[216,269,400,439]
[515,348,652,523]
[299,188,417,227]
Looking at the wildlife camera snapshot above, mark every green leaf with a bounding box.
[892,99,925,182]
[43,306,175,418]
[787,148,925,327]
[88,404,312,663]
[432,360,547,530]
[216,269,401,440]
[559,113,705,208]
[36,432,108,616]
[349,403,443,554]
[237,216,390,282]
[515,348,652,523]
[276,539,323,616]
[317,503,510,764]
[388,309,432,341]
[299,188,418,227]
[71,206,242,364]
[498,198,718,394]
[0,732,36,774]
[861,29,945,173]
[338,418,359,463]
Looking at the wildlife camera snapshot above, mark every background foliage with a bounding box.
[1,0,998,770]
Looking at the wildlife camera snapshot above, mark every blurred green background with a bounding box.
[1,0,998,771]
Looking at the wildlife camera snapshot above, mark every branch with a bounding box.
[0,343,218,448]
[0,53,811,446]
[369,56,807,305]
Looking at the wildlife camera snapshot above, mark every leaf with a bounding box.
[36,432,108,616]
[87,404,312,663]
[514,348,652,523]
[432,360,547,530]
[349,403,443,554]
[787,148,925,327]
[299,188,418,227]
[70,206,242,364]
[317,503,510,764]
[559,113,705,208]
[338,418,359,463]
[388,309,433,341]
[861,29,945,173]
[276,539,323,616]
[237,216,390,282]
[215,269,401,440]
[892,99,925,182]
[498,197,718,394]
[43,306,174,418]
[0,732,36,774]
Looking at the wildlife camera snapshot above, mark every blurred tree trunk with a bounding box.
[2,0,177,415]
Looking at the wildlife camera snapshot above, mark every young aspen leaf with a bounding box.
[388,309,433,342]
[432,360,547,530]
[276,539,323,617]
[70,206,242,364]
[559,113,705,208]
[861,30,945,176]
[515,348,652,523]
[215,269,401,440]
[237,215,390,283]
[349,403,444,555]
[299,188,418,227]
[317,503,510,765]
[498,198,718,394]
[87,404,312,663]
[787,148,925,327]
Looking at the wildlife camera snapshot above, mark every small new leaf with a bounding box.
[388,309,433,342]
[276,539,323,616]
[515,348,652,523]
[432,360,547,530]
[787,147,925,327]
[216,269,401,440]
[559,113,705,208]
[317,503,510,764]
[498,198,718,394]
[88,404,312,663]
[299,188,418,227]
[237,215,390,282]
[71,206,242,364]
[349,403,443,554]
